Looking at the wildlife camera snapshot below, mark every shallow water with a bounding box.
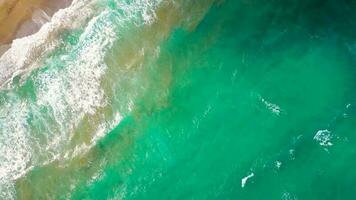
[1,0,356,199]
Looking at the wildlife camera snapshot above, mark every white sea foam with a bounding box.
[275,160,282,169]
[0,1,101,198]
[33,8,122,165]
[0,101,31,180]
[0,100,33,200]
[346,103,351,109]
[314,129,333,147]
[0,0,99,89]
[0,0,92,198]
[256,94,282,115]
[90,112,123,148]
[241,172,254,188]
[0,0,164,198]
[282,191,298,200]
[260,96,282,115]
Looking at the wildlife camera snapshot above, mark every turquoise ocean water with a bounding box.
[1,0,356,199]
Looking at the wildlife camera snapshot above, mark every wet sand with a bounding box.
[0,0,72,46]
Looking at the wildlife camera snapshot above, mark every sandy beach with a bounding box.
[0,0,72,45]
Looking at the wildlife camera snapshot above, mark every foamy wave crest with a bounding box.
[0,101,31,179]
[0,0,100,89]
[0,0,164,198]
[0,100,32,200]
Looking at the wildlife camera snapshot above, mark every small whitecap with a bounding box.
[289,149,295,160]
[241,172,254,188]
[346,103,351,109]
[314,129,333,147]
[259,96,282,115]
[282,191,297,200]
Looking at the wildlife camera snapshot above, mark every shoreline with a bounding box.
[0,0,72,49]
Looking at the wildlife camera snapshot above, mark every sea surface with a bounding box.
[0,0,356,199]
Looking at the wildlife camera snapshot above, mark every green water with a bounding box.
[1,0,356,199]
